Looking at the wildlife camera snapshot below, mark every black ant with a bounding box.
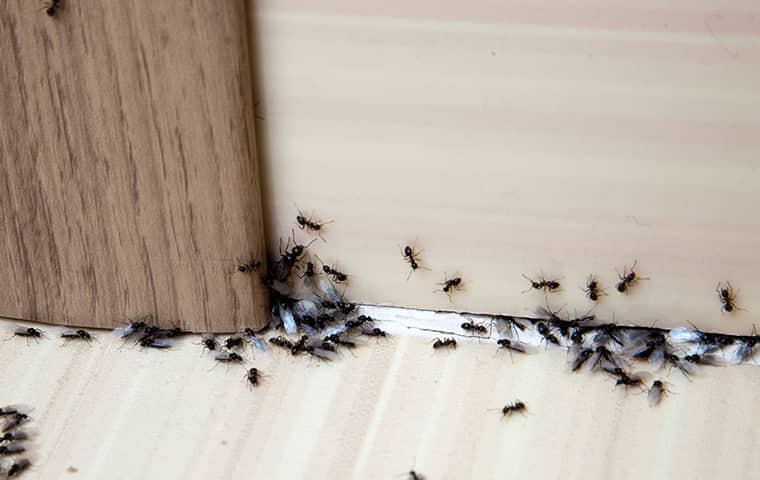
[582,274,606,302]
[298,261,317,280]
[496,338,527,354]
[407,470,425,480]
[214,351,244,363]
[273,232,316,281]
[435,274,464,301]
[245,368,261,388]
[569,347,594,371]
[401,244,427,280]
[317,256,348,283]
[716,281,741,313]
[7,459,31,477]
[521,273,560,293]
[497,400,527,418]
[296,209,333,241]
[615,260,648,293]
[224,335,245,349]
[43,0,62,17]
[432,337,457,349]
[0,431,27,444]
[61,329,95,345]
[291,335,310,355]
[237,259,261,274]
[269,335,294,351]
[9,326,44,341]
[139,337,173,349]
[0,442,25,455]
[200,334,218,352]
[461,319,488,334]
[362,326,387,337]
[2,413,29,433]
[535,322,559,346]
[325,333,356,349]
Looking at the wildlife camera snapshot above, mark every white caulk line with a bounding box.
[352,335,410,478]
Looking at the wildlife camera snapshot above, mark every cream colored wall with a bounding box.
[248,1,760,334]
[2,318,759,480]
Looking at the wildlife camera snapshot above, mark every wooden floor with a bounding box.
[2,317,759,480]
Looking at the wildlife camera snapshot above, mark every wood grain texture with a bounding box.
[0,0,268,332]
[249,0,760,334]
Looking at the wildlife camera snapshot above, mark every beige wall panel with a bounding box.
[249,1,760,334]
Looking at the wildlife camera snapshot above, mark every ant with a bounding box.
[9,326,44,342]
[214,351,244,363]
[298,261,317,280]
[401,244,427,280]
[615,260,648,293]
[408,470,425,480]
[496,338,527,354]
[569,347,594,371]
[138,336,173,349]
[245,368,261,388]
[362,326,387,337]
[521,273,560,294]
[269,335,294,351]
[43,0,62,17]
[0,431,27,444]
[325,333,357,349]
[316,256,348,283]
[224,335,245,349]
[2,413,29,433]
[607,368,646,389]
[535,322,559,346]
[61,329,95,345]
[296,209,333,241]
[0,442,25,456]
[648,380,669,407]
[7,459,31,477]
[432,337,457,349]
[582,274,606,302]
[497,400,527,419]
[716,281,741,313]
[435,274,464,301]
[237,259,261,274]
[200,334,218,352]
[273,231,316,281]
[291,335,310,355]
[461,319,488,334]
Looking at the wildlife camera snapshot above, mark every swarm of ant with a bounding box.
[0,404,35,477]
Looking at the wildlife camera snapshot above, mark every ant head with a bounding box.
[404,246,413,256]
[77,329,88,336]
[296,215,306,225]
[322,265,331,273]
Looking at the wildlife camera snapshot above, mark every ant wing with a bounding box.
[244,332,268,353]
[649,346,665,371]
[317,276,342,303]
[280,305,297,335]
[293,299,320,319]
[668,327,700,344]
[300,323,318,336]
[112,324,136,338]
[730,342,752,365]
[648,383,664,407]
[309,347,337,361]
[323,323,349,338]
[148,338,175,349]
[699,354,724,367]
